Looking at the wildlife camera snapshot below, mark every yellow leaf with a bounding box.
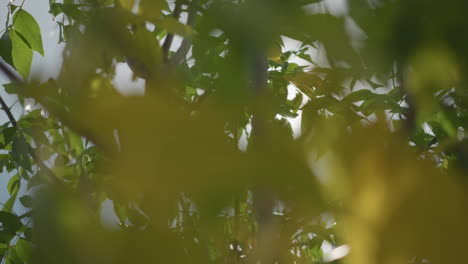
[267,43,283,63]
[284,72,322,98]
[118,0,135,11]
[155,17,193,37]
[324,126,468,264]
[139,0,165,18]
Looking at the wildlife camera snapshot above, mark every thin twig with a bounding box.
[0,96,17,127]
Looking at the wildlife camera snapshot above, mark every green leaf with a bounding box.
[0,211,22,233]
[303,96,339,112]
[24,227,32,241]
[361,95,384,116]
[140,0,165,18]
[7,174,20,197]
[9,29,32,79]
[367,79,384,90]
[28,170,46,189]
[0,154,9,173]
[67,130,84,155]
[6,246,23,264]
[0,32,13,66]
[49,3,63,16]
[19,167,30,180]
[349,78,357,91]
[63,25,73,41]
[118,0,135,11]
[0,126,18,149]
[286,92,304,114]
[10,5,19,14]
[15,238,32,263]
[3,83,20,94]
[113,202,128,224]
[411,129,434,148]
[343,89,375,103]
[127,207,147,227]
[437,110,458,137]
[297,52,313,63]
[12,133,32,172]
[13,9,44,55]
[0,243,8,256]
[0,233,15,244]
[99,0,115,6]
[50,3,85,19]
[19,195,33,208]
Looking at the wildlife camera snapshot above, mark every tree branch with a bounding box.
[396,60,416,134]
[0,59,22,84]
[169,0,198,65]
[0,59,61,185]
[0,96,17,127]
[162,0,183,63]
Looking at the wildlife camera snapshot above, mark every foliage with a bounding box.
[0,0,468,263]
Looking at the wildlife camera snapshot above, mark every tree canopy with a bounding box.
[1,0,468,263]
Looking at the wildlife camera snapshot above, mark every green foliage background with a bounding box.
[1,0,468,263]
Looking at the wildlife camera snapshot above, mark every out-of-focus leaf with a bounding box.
[12,133,32,172]
[284,72,322,98]
[67,130,84,155]
[19,195,33,208]
[343,89,375,104]
[139,0,164,17]
[361,95,385,116]
[367,79,384,90]
[3,83,20,94]
[49,3,84,19]
[303,96,339,112]
[118,0,135,11]
[113,201,128,224]
[15,238,32,263]
[155,17,193,37]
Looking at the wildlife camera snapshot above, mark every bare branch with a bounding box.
[0,59,22,84]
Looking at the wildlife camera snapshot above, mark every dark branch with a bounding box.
[169,0,198,65]
[0,59,61,185]
[396,60,416,134]
[162,0,183,63]
[0,95,17,127]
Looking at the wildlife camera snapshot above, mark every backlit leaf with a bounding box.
[9,29,32,79]
[13,9,44,55]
